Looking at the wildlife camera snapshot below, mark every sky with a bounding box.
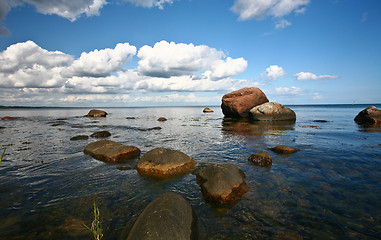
[0,0,380,107]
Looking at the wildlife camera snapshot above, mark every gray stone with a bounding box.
[250,102,296,121]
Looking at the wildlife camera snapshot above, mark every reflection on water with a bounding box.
[0,105,380,239]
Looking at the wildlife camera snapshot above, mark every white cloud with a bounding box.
[265,65,286,80]
[137,40,247,80]
[294,72,339,81]
[133,93,220,103]
[312,92,322,100]
[68,43,137,77]
[124,0,174,9]
[231,0,309,21]
[275,19,292,29]
[275,86,303,95]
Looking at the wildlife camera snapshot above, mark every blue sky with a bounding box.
[0,0,380,107]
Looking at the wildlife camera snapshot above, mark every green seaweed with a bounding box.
[83,202,103,240]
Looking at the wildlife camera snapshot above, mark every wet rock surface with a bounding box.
[248,151,272,167]
[137,148,196,179]
[84,140,141,163]
[90,131,111,138]
[270,145,299,154]
[250,102,296,121]
[354,106,381,125]
[221,87,269,118]
[127,192,198,240]
[196,164,248,205]
[85,109,107,117]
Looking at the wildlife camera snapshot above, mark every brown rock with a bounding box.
[70,135,89,141]
[250,102,296,121]
[270,145,299,154]
[127,192,199,240]
[85,109,107,117]
[84,140,141,163]
[151,126,162,130]
[221,87,269,118]
[90,131,111,138]
[196,164,248,205]
[137,148,196,179]
[354,106,381,125]
[203,107,214,113]
[1,116,13,120]
[248,151,272,167]
[157,117,167,121]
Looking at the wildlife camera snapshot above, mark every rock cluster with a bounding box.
[354,106,381,125]
[137,148,196,179]
[127,192,198,240]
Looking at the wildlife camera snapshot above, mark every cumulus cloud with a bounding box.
[264,65,286,80]
[137,40,247,80]
[124,0,174,9]
[275,86,303,95]
[294,72,339,81]
[231,0,309,21]
[275,19,292,29]
[133,93,220,103]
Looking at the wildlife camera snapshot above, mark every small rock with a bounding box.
[1,116,13,120]
[313,120,329,123]
[70,135,89,141]
[151,126,162,130]
[203,107,214,113]
[116,166,132,171]
[354,106,381,125]
[157,117,167,122]
[127,192,199,240]
[270,145,299,154]
[84,140,141,163]
[90,131,111,138]
[126,117,136,119]
[248,151,272,167]
[137,148,196,179]
[85,109,107,117]
[196,164,248,205]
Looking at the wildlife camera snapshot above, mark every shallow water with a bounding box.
[0,104,380,239]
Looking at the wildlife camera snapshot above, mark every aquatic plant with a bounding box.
[83,202,103,240]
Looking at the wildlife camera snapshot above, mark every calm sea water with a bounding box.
[0,104,380,239]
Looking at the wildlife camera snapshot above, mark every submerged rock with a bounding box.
[221,87,269,118]
[250,102,296,121]
[203,107,214,113]
[248,151,272,167]
[70,135,89,141]
[270,145,299,154]
[196,164,248,205]
[127,192,198,240]
[90,131,111,138]
[354,106,381,125]
[85,109,107,117]
[84,140,141,163]
[137,148,196,179]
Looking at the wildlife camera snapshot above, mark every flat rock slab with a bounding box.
[270,145,299,154]
[70,135,89,141]
[196,164,248,205]
[137,148,196,179]
[354,106,381,125]
[221,87,269,118]
[85,109,107,117]
[248,151,272,167]
[84,140,141,163]
[90,131,111,138]
[250,102,296,121]
[127,192,198,240]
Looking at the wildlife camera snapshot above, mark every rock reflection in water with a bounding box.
[221,118,295,137]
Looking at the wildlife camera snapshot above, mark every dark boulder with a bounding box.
[248,151,272,167]
[196,164,248,205]
[70,135,89,141]
[250,102,296,121]
[127,192,198,240]
[270,145,298,154]
[84,140,141,163]
[90,131,111,138]
[221,87,269,118]
[137,148,196,179]
[85,109,107,117]
[203,107,214,113]
[354,106,381,125]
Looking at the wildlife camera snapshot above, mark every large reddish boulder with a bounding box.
[354,106,381,125]
[196,164,248,205]
[221,87,269,118]
[137,148,196,179]
[84,140,140,163]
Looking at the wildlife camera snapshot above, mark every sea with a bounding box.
[0,104,380,239]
